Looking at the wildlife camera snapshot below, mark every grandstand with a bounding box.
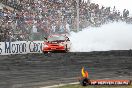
[0,0,132,42]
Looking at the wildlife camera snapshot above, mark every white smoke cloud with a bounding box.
[69,0,132,52]
[69,22,132,52]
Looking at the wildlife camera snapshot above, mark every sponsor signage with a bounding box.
[90,80,131,85]
[0,41,44,55]
[79,67,131,86]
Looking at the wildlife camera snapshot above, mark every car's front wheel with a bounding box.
[43,51,48,54]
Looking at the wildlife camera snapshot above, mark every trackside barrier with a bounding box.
[0,41,44,55]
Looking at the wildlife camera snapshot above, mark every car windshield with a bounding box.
[47,36,65,41]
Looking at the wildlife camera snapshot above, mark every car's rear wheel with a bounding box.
[65,44,69,52]
[66,44,71,52]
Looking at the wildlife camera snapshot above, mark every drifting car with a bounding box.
[43,34,71,53]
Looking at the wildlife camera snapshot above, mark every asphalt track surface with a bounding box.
[0,50,132,88]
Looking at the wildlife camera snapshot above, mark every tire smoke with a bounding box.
[69,22,132,52]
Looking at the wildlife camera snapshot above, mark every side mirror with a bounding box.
[44,37,48,42]
[66,38,70,41]
[44,37,47,40]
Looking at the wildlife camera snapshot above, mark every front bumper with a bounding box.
[43,46,65,52]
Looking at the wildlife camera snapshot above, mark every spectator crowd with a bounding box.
[0,0,132,41]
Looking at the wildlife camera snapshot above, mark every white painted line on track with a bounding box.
[40,82,79,88]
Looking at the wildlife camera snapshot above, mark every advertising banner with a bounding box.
[0,41,44,55]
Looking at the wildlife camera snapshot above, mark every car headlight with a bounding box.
[59,43,64,46]
[44,45,49,47]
